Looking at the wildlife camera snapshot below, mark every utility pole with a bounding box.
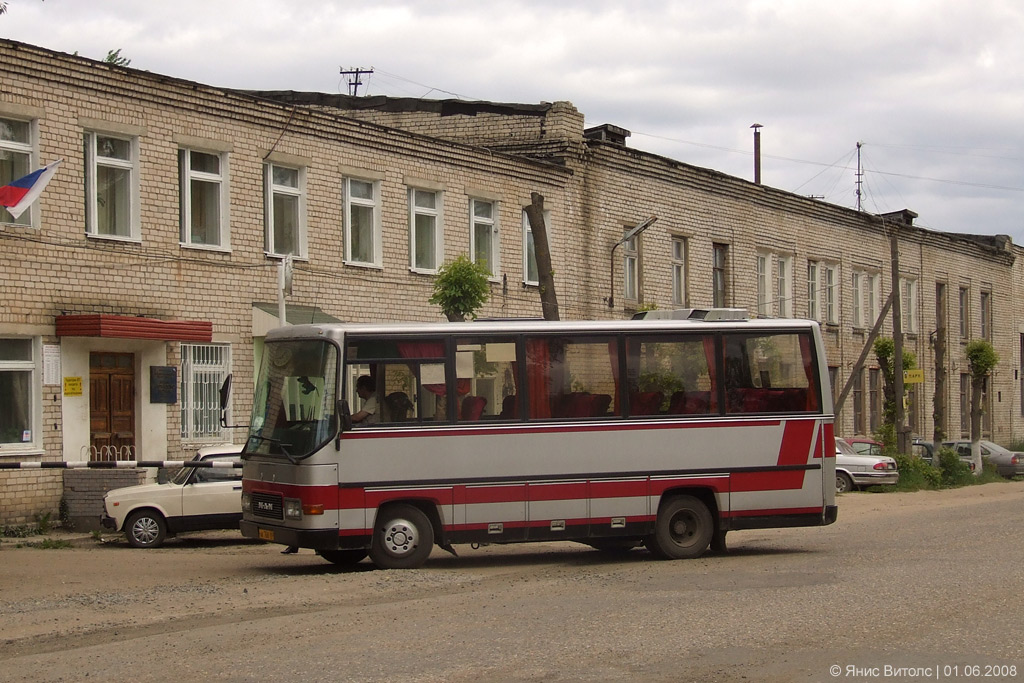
[339,67,373,96]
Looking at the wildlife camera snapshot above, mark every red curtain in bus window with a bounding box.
[609,339,620,414]
[799,334,820,411]
[395,341,468,396]
[525,338,552,418]
[702,335,719,411]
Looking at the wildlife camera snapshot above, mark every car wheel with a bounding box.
[369,504,434,569]
[647,495,713,560]
[835,472,854,494]
[125,509,167,548]
[318,549,368,566]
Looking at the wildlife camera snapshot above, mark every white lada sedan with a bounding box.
[101,444,243,548]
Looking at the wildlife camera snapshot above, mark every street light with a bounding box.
[608,216,657,308]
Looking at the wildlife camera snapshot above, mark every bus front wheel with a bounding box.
[370,504,434,569]
[648,495,713,560]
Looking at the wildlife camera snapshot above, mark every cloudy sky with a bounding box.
[3,0,1022,243]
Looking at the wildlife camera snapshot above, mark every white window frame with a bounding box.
[824,264,837,324]
[901,277,919,334]
[179,148,229,250]
[522,209,550,286]
[671,236,687,306]
[777,254,793,318]
[0,337,40,454]
[756,252,772,317]
[980,289,991,340]
[264,163,306,259]
[344,177,382,267]
[623,229,639,302]
[180,343,232,442]
[867,272,881,327]
[959,286,971,339]
[470,198,500,279]
[409,188,443,274]
[852,271,863,328]
[84,131,141,241]
[807,261,819,321]
[0,116,37,228]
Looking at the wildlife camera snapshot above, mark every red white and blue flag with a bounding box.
[0,159,62,220]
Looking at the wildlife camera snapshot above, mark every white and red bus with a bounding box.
[238,309,836,568]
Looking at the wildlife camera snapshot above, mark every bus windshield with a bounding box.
[247,339,339,460]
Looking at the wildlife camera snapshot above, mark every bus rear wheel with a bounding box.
[318,549,368,566]
[648,495,713,560]
[369,504,434,569]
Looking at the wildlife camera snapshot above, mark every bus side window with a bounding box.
[456,339,517,422]
[525,336,617,419]
[723,332,819,414]
[626,334,717,417]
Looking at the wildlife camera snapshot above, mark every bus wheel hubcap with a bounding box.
[384,519,416,554]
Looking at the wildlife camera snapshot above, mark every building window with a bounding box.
[980,290,991,340]
[807,262,819,321]
[852,270,880,328]
[777,255,793,317]
[470,199,498,277]
[901,278,918,334]
[522,209,549,286]
[756,253,771,317]
[623,228,639,302]
[869,367,881,433]
[0,338,37,451]
[84,131,139,240]
[1,117,34,227]
[852,368,865,435]
[264,163,305,258]
[671,236,687,306]
[179,149,228,249]
[959,373,970,436]
[712,243,728,308]
[410,188,442,273]
[344,178,380,266]
[824,264,837,324]
[959,286,970,339]
[180,343,231,441]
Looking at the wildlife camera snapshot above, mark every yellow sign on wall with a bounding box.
[903,369,925,384]
[63,376,83,396]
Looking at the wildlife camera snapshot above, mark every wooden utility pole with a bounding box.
[524,192,560,320]
[890,225,908,454]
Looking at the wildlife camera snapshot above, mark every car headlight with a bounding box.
[284,497,302,520]
[241,492,251,513]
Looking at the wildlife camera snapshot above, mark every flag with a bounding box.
[0,159,62,220]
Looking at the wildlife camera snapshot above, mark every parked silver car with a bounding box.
[835,437,899,493]
[942,440,1024,479]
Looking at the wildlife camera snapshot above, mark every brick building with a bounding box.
[1,39,1020,524]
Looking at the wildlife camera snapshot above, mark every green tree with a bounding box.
[104,48,131,67]
[872,336,916,453]
[428,254,490,322]
[965,339,999,474]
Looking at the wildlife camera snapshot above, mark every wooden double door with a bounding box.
[89,352,135,460]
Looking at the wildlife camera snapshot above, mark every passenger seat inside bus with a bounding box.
[460,395,488,421]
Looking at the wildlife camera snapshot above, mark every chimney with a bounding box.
[751,123,763,184]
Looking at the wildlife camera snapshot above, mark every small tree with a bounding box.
[872,337,916,454]
[428,255,490,322]
[965,339,998,475]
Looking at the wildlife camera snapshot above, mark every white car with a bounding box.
[835,437,899,493]
[101,444,244,548]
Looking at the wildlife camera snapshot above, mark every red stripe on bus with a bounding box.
[731,420,815,492]
[340,418,785,440]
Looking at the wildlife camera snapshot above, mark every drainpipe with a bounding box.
[751,123,763,184]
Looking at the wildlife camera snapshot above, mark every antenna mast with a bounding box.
[855,141,864,211]
[339,67,374,96]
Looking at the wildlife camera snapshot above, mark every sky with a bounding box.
[3,0,1022,243]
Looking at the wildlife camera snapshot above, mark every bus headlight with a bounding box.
[284,497,303,520]
[241,492,251,513]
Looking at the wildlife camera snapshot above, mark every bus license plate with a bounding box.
[258,528,275,541]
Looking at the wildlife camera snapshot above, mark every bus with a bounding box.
[236,309,836,568]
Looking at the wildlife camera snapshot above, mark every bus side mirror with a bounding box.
[219,375,232,427]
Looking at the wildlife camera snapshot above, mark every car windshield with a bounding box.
[247,339,339,460]
[835,438,858,455]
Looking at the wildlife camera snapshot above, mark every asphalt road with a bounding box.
[2,481,1023,682]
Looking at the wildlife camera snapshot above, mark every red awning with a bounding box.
[55,314,213,342]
